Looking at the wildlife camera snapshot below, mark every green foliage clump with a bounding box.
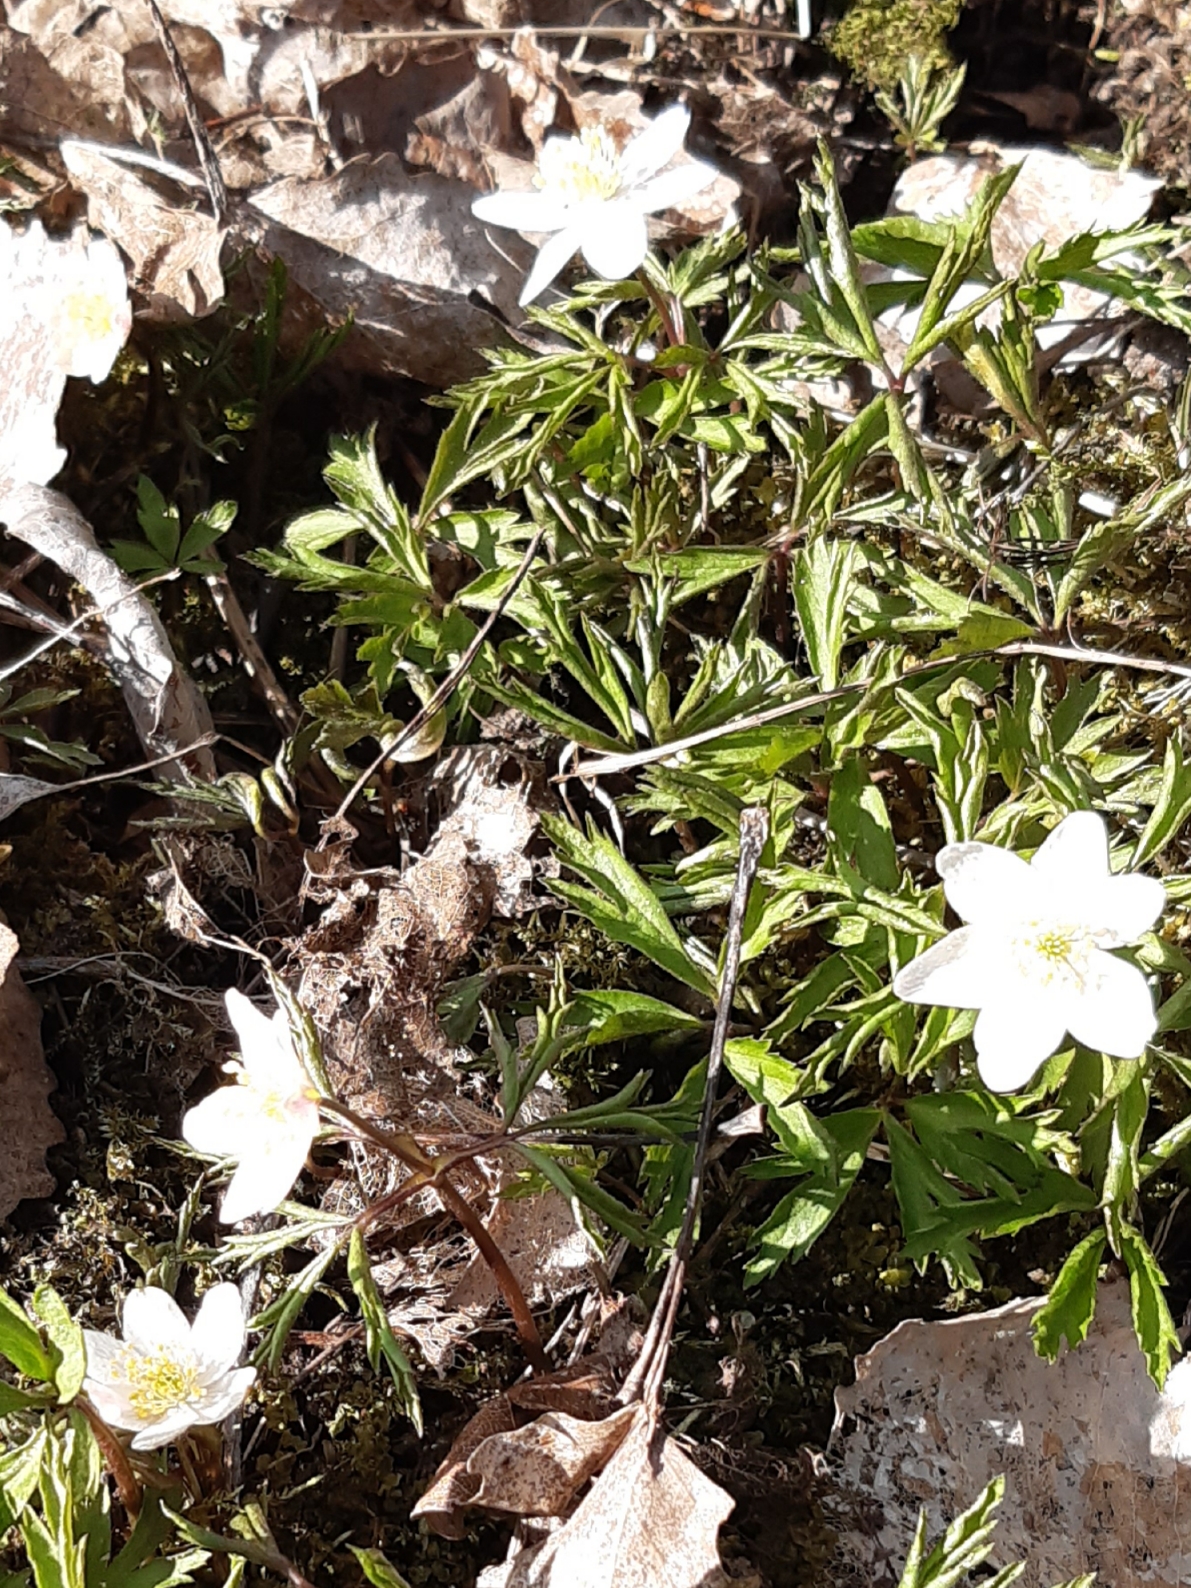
[830,0,960,91]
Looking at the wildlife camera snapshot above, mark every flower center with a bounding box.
[538,127,622,204]
[58,290,116,347]
[1013,922,1094,989]
[122,1347,200,1420]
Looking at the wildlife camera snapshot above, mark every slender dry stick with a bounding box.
[564,636,1191,781]
[321,1099,549,1372]
[144,0,227,222]
[346,21,810,40]
[330,526,545,824]
[619,806,768,1414]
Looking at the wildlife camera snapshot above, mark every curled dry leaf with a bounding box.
[0,922,63,1216]
[415,1348,629,1536]
[478,1406,738,1588]
[0,486,216,781]
[828,1282,1191,1588]
[60,143,226,323]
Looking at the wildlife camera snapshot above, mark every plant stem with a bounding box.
[75,1395,143,1518]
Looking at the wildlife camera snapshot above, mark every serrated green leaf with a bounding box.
[1032,1229,1106,1360]
[1119,1223,1179,1387]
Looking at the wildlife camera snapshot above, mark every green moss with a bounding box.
[829,0,960,91]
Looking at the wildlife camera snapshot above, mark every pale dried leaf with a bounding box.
[0,773,63,821]
[469,1405,639,1518]
[0,922,63,1216]
[828,1283,1191,1588]
[0,487,216,779]
[60,144,226,322]
[479,1407,735,1588]
[247,154,523,385]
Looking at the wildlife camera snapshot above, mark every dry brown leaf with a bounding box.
[246,154,522,386]
[414,1342,633,1536]
[0,921,63,1216]
[469,1404,639,1518]
[827,1283,1191,1588]
[478,1406,736,1588]
[60,143,226,322]
[0,23,128,143]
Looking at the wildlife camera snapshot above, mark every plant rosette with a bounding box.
[182,988,321,1223]
[894,809,1166,1091]
[471,103,721,306]
[82,1284,255,1451]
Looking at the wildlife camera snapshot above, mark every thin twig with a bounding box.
[345,21,810,40]
[144,0,228,223]
[619,806,768,1413]
[330,526,545,823]
[563,637,1191,781]
[203,570,299,732]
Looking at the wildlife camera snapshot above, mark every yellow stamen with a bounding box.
[59,291,115,344]
[121,1348,199,1420]
[539,127,622,203]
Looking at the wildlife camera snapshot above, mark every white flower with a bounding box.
[472,104,720,306]
[182,989,320,1224]
[48,232,132,383]
[893,810,1165,1092]
[82,1284,255,1450]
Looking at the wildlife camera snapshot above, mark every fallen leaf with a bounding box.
[0,922,63,1216]
[60,143,226,322]
[828,1282,1191,1588]
[478,1405,737,1588]
[246,154,523,385]
[469,1405,639,1519]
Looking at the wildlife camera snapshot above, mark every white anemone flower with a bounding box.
[82,1284,255,1450]
[182,989,321,1224]
[893,810,1165,1092]
[41,230,131,384]
[472,103,720,306]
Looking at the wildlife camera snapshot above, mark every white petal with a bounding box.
[82,1330,123,1380]
[579,203,649,282]
[219,1122,313,1224]
[84,1379,132,1427]
[190,1283,247,1381]
[1031,810,1110,884]
[225,989,303,1090]
[936,841,1038,925]
[1091,871,1166,945]
[973,995,1070,1091]
[893,925,999,1008]
[1066,949,1156,1059]
[180,1083,259,1158]
[630,160,720,214]
[191,1367,256,1425]
[122,1288,191,1355]
[519,226,584,306]
[472,189,572,235]
[619,104,691,186]
[130,1408,196,1451]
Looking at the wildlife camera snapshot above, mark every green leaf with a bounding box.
[544,816,714,996]
[31,1287,85,1403]
[895,1475,1012,1588]
[564,989,703,1047]
[0,1429,46,1533]
[1119,1223,1179,1387]
[135,476,180,564]
[1133,734,1191,867]
[744,1110,879,1286]
[0,1288,53,1382]
[792,538,859,691]
[1032,1229,1106,1360]
[346,1230,422,1433]
[349,1548,413,1588]
[828,756,899,893]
